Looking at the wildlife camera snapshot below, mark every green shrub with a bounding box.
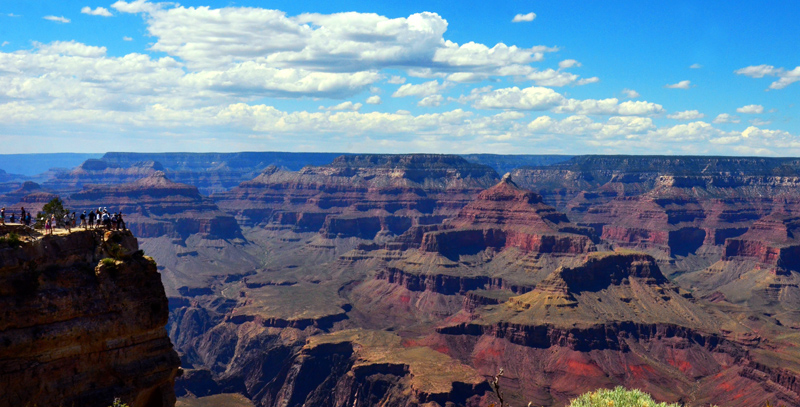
[110,398,130,407]
[0,232,21,247]
[100,258,119,274]
[568,387,682,407]
[106,242,125,260]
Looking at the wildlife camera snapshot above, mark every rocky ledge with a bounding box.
[0,227,180,407]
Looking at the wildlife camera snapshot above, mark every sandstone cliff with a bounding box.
[0,226,180,407]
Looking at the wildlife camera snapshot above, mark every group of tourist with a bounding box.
[1,206,126,235]
[78,208,126,231]
[0,207,33,227]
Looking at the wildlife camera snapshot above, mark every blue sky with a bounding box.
[0,0,798,155]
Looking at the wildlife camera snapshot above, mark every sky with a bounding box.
[0,0,799,155]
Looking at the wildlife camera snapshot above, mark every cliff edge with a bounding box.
[0,226,181,407]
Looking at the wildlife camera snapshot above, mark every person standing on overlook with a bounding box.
[1,207,5,225]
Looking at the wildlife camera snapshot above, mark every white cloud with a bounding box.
[665,80,691,89]
[712,113,740,124]
[392,80,450,98]
[322,101,362,111]
[365,95,381,105]
[472,86,565,110]
[667,110,705,120]
[471,85,663,116]
[111,3,558,79]
[1,42,8,47]
[750,118,772,126]
[387,76,406,85]
[622,89,639,99]
[111,0,163,14]
[418,94,443,107]
[526,115,655,139]
[689,63,702,69]
[43,16,71,23]
[576,77,600,85]
[735,64,800,90]
[555,99,664,116]
[558,59,580,69]
[512,12,536,23]
[123,36,133,41]
[81,6,113,17]
[736,104,764,114]
[735,65,778,78]
[184,63,381,98]
[446,72,488,83]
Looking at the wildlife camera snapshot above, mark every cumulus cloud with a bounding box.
[123,36,133,41]
[43,16,71,23]
[470,85,663,116]
[558,59,580,69]
[365,95,381,105]
[555,98,664,116]
[667,110,705,120]
[184,63,381,98]
[735,64,800,90]
[512,12,536,23]
[322,101,362,111]
[750,118,772,126]
[1,42,8,47]
[472,86,565,110]
[109,2,558,80]
[418,94,444,107]
[387,76,406,85]
[712,113,740,124]
[735,65,777,78]
[111,0,163,14]
[621,89,639,99]
[81,6,113,17]
[689,63,702,69]
[392,80,450,98]
[736,104,764,114]
[665,80,691,89]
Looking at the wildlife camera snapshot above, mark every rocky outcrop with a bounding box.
[418,174,595,257]
[44,159,165,195]
[214,155,500,238]
[722,214,800,273]
[67,172,242,240]
[256,330,490,407]
[0,181,61,215]
[0,228,180,407]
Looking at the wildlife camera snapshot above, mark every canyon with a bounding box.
[3,153,800,406]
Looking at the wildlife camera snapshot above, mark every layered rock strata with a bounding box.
[214,154,500,239]
[67,171,241,240]
[0,228,180,407]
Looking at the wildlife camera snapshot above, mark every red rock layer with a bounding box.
[418,175,595,256]
[213,154,499,239]
[0,228,180,407]
[67,171,241,239]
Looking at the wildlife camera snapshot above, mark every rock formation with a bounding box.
[67,171,240,240]
[0,227,180,407]
[214,154,500,239]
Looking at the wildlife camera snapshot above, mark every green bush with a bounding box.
[110,398,130,407]
[0,232,21,247]
[568,387,682,407]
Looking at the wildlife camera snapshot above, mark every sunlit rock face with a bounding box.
[0,228,180,407]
